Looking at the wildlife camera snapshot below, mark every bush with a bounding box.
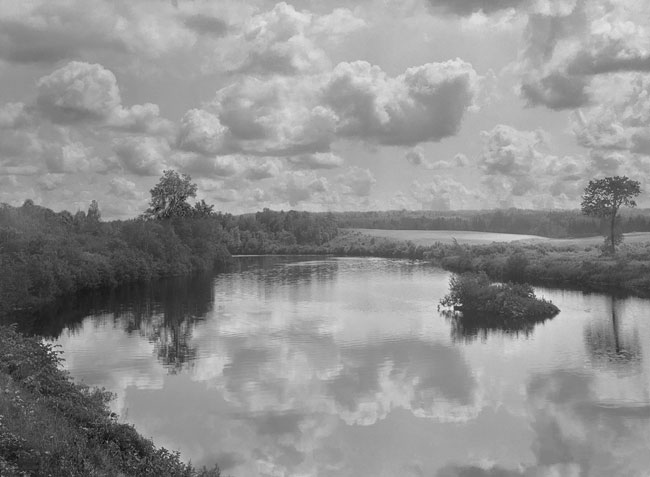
[439,272,560,326]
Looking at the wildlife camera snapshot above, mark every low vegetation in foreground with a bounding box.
[439,272,560,325]
[0,326,220,477]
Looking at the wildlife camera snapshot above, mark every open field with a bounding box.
[351,229,548,245]
[351,228,650,247]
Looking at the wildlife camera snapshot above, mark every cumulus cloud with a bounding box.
[193,58,478,156]
[37,61,122,123]
[183,14,229,37]
[454,153,469,167]
[478,125,588,207]
[517,1,650,110]
[242,158,281,180]
[288,152,344,169]
[571,73,650,187]
[0,103,34,129]
[177,109,230,156]
[323,59,479,145]
[108,177,141,200]
[405,147,425,166]
[36,61,172,134]
[171,152,241,178]
[230,3,365,77]
[273,171,331,206]
[426,0,525,16]
[114,137,168,176]
[339,167,376,197]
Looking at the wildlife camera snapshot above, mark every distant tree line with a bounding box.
[330,208,650,238]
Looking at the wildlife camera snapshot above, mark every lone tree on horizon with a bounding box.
[581,176,641,254]
[144,170,198,219]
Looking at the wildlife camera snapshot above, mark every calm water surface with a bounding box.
[41,256,650,476]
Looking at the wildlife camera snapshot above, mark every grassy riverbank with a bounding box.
[317,230,650,297]
[0,326,220,476]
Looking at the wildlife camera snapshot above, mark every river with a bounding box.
[35,256,650,476]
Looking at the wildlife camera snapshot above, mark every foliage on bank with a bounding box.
[0,325,220,477]
[439,272,559,325]
[0,201,338,319]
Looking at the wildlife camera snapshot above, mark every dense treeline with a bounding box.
[331,208,650,238]
[0,202,338,318]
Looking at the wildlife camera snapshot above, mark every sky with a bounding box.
[1,0,650,219]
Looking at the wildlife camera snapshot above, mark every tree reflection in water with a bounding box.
[440,309,550,343]
[584,297,642,373]
[30,273,216,372]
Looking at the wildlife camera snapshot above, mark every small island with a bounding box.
[439,272,560,328]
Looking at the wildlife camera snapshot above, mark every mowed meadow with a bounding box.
[351,228,650,247]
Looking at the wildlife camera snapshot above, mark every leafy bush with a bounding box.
[440,272,560,326]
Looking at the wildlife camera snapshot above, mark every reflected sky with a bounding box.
[46,257,650,476]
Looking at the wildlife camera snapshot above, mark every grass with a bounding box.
[350,228,547,245]
[351,228,650,247]
[0,325,221,477]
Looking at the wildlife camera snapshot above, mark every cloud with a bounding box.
[340,167,376,197]
[288,152,344,169]
[229,3,365,77]
[108,176,141,200]
[37,61,122,123]
[190,57,478,157]
[426,0,525,16]
[517,1,650,110]
[234,2,330,76]
[0,102,34,129]
[477,125,588,207]
[405,147,425,166]
[36,173,65,192]
[242,158,281,180]
[323,59,479,145]
[454,153,469,167]
[36,61,171,134]
[273,171,331,206]
[171,153,241,178]
[113,137,168,176]
[183,14,229,37]
[571,73,650,185]
[177,109,230,156]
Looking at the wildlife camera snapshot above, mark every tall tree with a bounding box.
[581,176,641,254]
[144,170,198,219]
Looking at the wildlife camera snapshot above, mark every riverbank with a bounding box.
[0,325,220,476]
[322,230,650,297]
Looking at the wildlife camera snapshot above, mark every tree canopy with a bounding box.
[581,176,641,253]
[144,170,198,220]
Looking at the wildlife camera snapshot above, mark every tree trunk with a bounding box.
[610,207,618,254]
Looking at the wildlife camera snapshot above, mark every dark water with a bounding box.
[37,257,650,476]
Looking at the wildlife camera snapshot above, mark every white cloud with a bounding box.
[405,147,425,166]
[114,136,168,176]
[340,167,376,197]
[177,108,230,156]
[108,176,141,200]
[36,61,171,134]
[273,170,331,206]
[477,124,588,207]
[324,59,479,145]
[288,152,344,169]
[37,61,122,123]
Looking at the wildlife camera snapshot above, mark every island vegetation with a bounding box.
[439,272,559,325]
